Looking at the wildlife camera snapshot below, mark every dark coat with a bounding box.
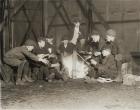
[97,54,118,79]
[88,37,105,53]
[4,46,38,66]
[33,45,48,55]
[45,42,56,54]
[102,40,122,56]
[76,40,89,52]
[59,42,76,55]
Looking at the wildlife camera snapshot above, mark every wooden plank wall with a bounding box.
[4,0,140,55]
[44,0,140,54]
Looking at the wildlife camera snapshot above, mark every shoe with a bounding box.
[1,80,6,87]
[16,80,27,85]
[22,78,27,82]
[48,79,52,83]
[62,74,69,81]
[48,73,55,79]
[84,77,97,83]
[113,75,123,82]
[24,75,34,82]
[97,77,113,83]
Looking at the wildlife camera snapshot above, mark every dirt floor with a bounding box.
[1,80,140,110]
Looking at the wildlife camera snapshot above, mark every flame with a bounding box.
[62,51,88,79]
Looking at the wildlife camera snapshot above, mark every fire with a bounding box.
[62,51,89,79]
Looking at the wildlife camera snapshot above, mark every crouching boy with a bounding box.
[3,40,48,85]
[97,49,118,80]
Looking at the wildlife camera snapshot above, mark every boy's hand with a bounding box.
[85,55,92,60]
[94,52,101,56]
[49,54,57,58]
[51,63,60,67]
[90,59,97,65]
[88,52,92,55]
[38,58,49,64]
[98,66,105,73]
[115,54,122,61]
[38,54,49,59]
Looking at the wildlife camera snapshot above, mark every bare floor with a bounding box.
[1,80,140,110]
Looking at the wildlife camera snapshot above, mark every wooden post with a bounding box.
[0,0,28,32]
[76,0,87,18]
[51,2,71,31]
[41,0,45,37]
[0,0,5,62]
[137,0,140,51]
[120,0,125,41]
[20,3,41,45]
[87,0,110,30]
[47,3,63,34]
[106,0,110,21]
[44,0,49,36]
[62,5,72,27]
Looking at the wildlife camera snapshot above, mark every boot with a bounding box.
[16,79,27,85]
[46,73,55,82]
[24,75,34,82]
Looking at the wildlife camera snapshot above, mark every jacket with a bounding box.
[4,46,38,61]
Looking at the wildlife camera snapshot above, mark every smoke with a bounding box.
[62,51,88,79]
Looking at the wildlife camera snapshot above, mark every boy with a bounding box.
[102,29,123,82]
[97,49,118,79]
[3,39,48,85]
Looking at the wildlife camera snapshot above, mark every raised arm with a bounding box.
[70,22,80,45]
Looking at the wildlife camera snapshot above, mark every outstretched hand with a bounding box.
[37,54,49,59]
[38,57,49,64]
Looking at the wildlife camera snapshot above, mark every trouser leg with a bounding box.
[1,64,13,83]
[40,65,50,80]
[114,61,123,82]
[22,61,34,82]
[23,61,29,75]
[32,67,40,80]
[16,61,26,81]
[87,67,97,78]
[51,68,62,80]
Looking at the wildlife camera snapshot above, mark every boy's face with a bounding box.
[26,46,34,51]
[102,49,111,57]
[91,35,100,42]
[48,48,52,53]
[63,40,69,44]
[80,38,86,45]
[47,38,53,44]
[106,35,115,42]
[38,40,45,48]
[75,22,80,27]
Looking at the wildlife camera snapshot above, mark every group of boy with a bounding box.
[1,20,124,85]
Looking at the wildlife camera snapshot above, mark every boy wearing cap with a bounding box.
[88,30,104,57]
[59,20,80,56]
[3,39,48,85]
[45,35,56,55]
[103,29,122,56]
[97,49,118,79]
[33,37,50,81]
[59,35,77,56]
[45,36,62,81]
[33,37,62,82]
[58,21,80,79]
[45,35,59,68]
[102,29,123,82]
[86,31,103,69]
[76,33,89,56]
